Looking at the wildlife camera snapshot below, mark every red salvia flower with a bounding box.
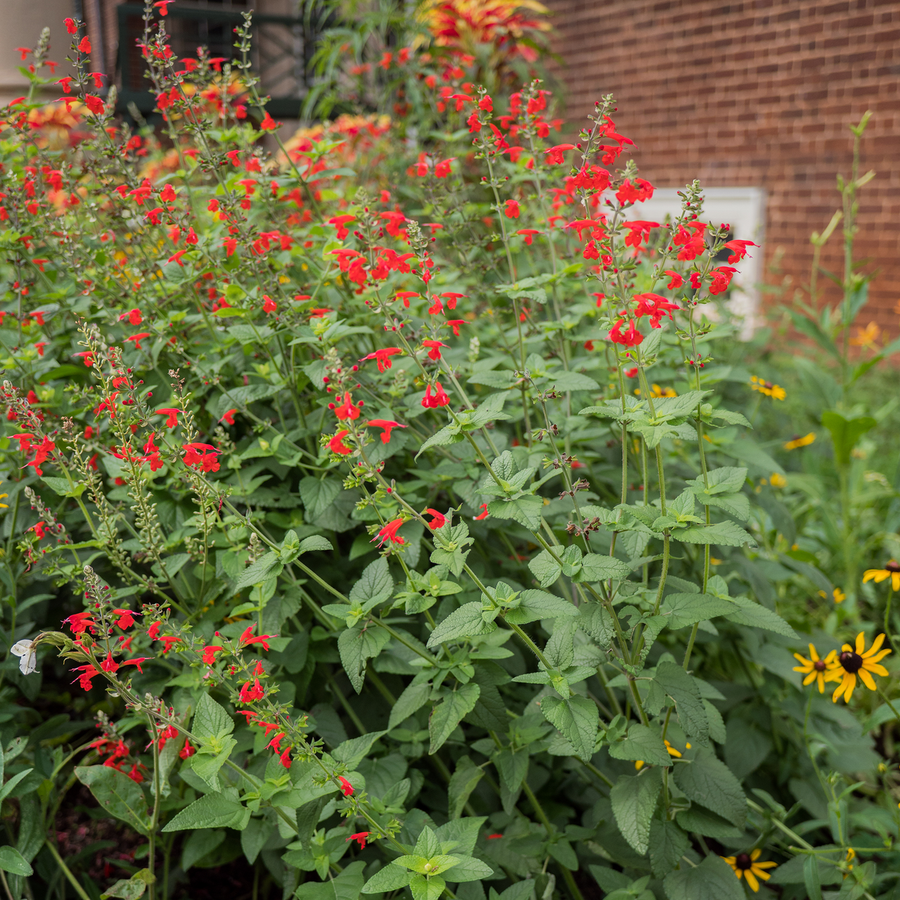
[364,420,406,444]
[239,626,273,651]
[347,832,370,849]
[374,518,405,546]
[156,408,180,428]
[516,228,541,245]
[332,392,362,421]
[112,608,138,629]
[360,347,403,372]
[423,508,446,529]
[504,199,520,219]
[201,645,225,664]
[221,409,237,425]
[664,270,684,289]
[329,430,353,455]
[422,382,450,408]
[421,340,448,361]
[124,333,151,350]
[475,504,489,520]
[609,318,644,347]
[78,35,91,53]
[338,777,354,797]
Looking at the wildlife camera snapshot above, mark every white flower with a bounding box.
[10,639,38,675]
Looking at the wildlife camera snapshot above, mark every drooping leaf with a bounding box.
[610,770,662,855]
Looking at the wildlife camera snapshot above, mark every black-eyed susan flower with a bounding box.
[783,432,816,450]
[793,644,839,693]
[722,850,777,892]
[769,472,787,488]
[749,375,786,401]
[634,740,690,770]
[818,587,846,603]
[863,561,900,592]
[827,632,892,703]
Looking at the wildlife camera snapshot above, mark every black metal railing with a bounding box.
[116,3,330,118]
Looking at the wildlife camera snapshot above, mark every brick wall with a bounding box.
[543,0,900,338]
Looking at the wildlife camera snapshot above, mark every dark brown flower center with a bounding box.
[735,853,752,870]
[814,659,827,671]
[885,560,900,573]
[763,381,774,389]
[839,651,863,673]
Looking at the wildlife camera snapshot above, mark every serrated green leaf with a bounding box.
[161,792,243,832]
[361,864,411,893]
[577,554,631,582]
[298,476,341,519]
[193,693,234,741]
[338,622,390,693]
[610,770,662,855]
[234,551,281,589]
[445,856,494,882]
[675,520,754,547]
[663,854,744,900]
[659,593,736,629]
[528,549,562,588]
[540,695,598,761]
[674,748,746,828]
[504,590,578,624]
[654,662,709,741]
[448,756,484,820]
[607,724,672,767]
[428,602,497,647]
[649,818,689,878]
[430,684,480,754]
[75,766,149,836]
[349,556,393,604]
[724,596,797,638]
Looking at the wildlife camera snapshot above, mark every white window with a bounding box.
[624,187,765,339]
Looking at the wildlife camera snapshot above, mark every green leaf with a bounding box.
[607,724,672,767]
[234,551,282,589]
[75,766,149,836]
[448,756,484,820]
[610,770,662,855]
[389,681,432,730]
[333,731,386,770]
[299,476,342,519]
[821,410,877,466]
[338,622,390,693]
[653,662,709,742]
[540,695,598,761]
[409,874,445,900]
[803,853,824,900]
[675,520,754,547]
[493,747,529,795]
[430,522,474,577]
[674,806,742,839]
[663,854,744,900]
[0,847,32,876]
[724,596,797,638]
[552,372,599,391]
[161,792,244,832]
[101,873,151,900]
[649,818,689,878]
[444,856,494,882]
[361,864,412,893]
[427,603,497,648]
[430,684,480,754]
[193,693,234,741]
[349,556,393,604]
[576,554,631,583]
[528,549,562,588]
[486,495,544,530]
[504,590,578,624]
[674,748,746,828]
[659,593,736,630]
[298,535,333,554]
[687,466,748,495]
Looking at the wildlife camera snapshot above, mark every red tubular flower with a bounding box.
[423,508,446,530]
[328,430,353,455]
[545,143,575,165]
[112,608,138,629]
[180,741,196,759]
[364,419,406,444]
[239,626,273,651]
[504,199,520,219]
[328,215,356,240]
[446,319,466,337]
[201,645,225,664]
[156,408,180,428]
[239,677,265,703]
[263,296,277,314]
[664,270,684,289]
[709,266,738,295]
[118,308,143,325]
[360,347,403,372]
[280,746,292,768]
[516,228,541,245]
[64,611,95,635]
[160,636,181,654]
[332,392,362,421]
[723,239,755,263]
[374,518,405,546]
[422,382,450,408]
[147,621,161,640]
[122,658,149,674]
[347,832,370,849]
[124,332,151,350]
[609,319,644,347]
[633,293,680,328]
[221,409,237,425]
[78,35,91,54]
[616,178,654,205]
[438,292,466,310]
[474,504,489,520]
[421,340,448,361]
[338,776,354,797]
[622,220,659,249]
[65,17,77,34]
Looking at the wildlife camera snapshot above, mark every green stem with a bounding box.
[44,840,92,900]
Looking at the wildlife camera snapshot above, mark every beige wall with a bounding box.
[2,0,76,104]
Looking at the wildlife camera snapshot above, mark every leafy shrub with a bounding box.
[1,5,899,900]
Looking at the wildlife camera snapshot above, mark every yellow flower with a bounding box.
[769,472,787,488]
[863,561,900,592]
[634,740,690,770]
[783,432,816,450]
[749,375,786,401]
[793,643,840,693]
[849,321,880,349]
[0,493,7,510]
[827,632,892,703]
[818,587,846,603]
[722,849,777,892]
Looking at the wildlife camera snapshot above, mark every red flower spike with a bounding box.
[609,319,644,347]
[239,626,273,651]
[338,776,354,797]
[201,645,225,665]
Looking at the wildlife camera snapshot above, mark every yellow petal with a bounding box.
[802,670,817,687]
[722,856,736,866]
[855,633,866,654]
[745,869,760,892]
[750,848,761,860]
[869,648,893,663]
[869,663,890,677]
[755,861,778,870]
[754,867,773,880]
[809,643,819,662]
[863,633,885,657]
[844,674,856,702]
[894,571,900,591]
[858,669,877,691]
